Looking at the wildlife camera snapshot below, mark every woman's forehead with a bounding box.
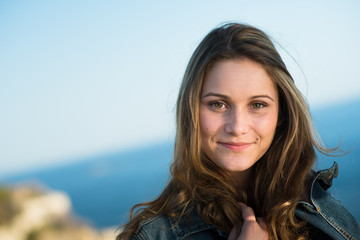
[201,59,277,99]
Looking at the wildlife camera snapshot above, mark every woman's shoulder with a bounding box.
[131,209,228,240]
[130,214,173,240]
[296,162,360,240]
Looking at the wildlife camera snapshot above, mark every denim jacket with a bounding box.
[130,163,360,240]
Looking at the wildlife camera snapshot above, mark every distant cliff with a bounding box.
[0,184,117,240]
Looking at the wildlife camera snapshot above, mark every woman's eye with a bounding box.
[251,102,266,109]
[210,102,226,109]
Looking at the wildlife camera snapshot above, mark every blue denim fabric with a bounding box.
[130,209,228,240]
[131,162,360,240]
[295,162,360,240]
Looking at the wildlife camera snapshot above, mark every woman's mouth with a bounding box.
[218,142,252,151]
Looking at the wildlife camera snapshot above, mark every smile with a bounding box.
[218,142,252,151]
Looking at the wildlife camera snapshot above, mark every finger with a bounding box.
[238,202,256,222]
[228,226,237,240]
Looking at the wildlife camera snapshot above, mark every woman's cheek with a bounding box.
[253,113,277,134]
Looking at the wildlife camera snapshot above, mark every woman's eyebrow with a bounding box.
[251,95,275,102]
[202,93,275,102]
[202,92,230,99]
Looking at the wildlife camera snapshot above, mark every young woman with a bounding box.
[117,23,360,240]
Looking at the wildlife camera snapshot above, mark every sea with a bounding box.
[2,99,360,229]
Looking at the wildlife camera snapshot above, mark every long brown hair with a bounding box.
[117,23,330,240]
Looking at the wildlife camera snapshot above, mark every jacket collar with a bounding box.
[312,161,338,190]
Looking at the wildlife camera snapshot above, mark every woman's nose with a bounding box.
[224,108,250,136]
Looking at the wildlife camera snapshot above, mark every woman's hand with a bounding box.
[228,202,268,240]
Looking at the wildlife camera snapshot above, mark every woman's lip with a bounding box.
[219,142,252,151]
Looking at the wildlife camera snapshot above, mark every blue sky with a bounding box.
[1,0,360,175]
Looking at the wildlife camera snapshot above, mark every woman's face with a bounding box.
[199,58,279,183]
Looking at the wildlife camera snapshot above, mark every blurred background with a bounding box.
[1,0,360,239]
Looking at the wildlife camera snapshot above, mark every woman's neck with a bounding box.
[231,168,251,189]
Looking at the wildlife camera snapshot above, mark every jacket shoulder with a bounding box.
[296,162,360,240]
[131,214,175,240]
[131,210,228,240]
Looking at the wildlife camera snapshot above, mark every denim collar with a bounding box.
[313,161,339,190]
[296,162,360,240]
[297,162,338,211]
